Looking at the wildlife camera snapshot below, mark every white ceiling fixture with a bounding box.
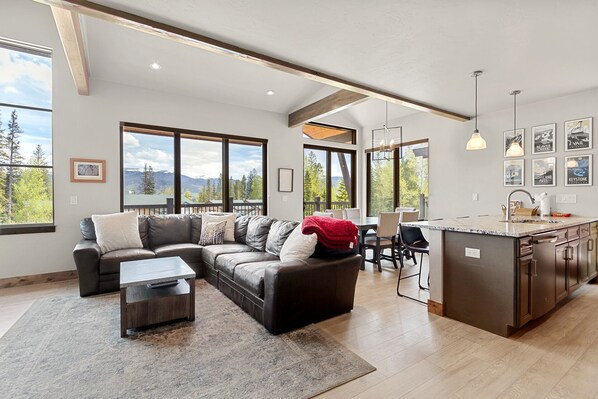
[149,61,161,70]
[266,90,275,96]
[466,71,487,151]
[505,90,524,157]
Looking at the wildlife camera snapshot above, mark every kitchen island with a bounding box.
[403,215,598,336]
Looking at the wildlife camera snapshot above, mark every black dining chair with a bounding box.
[396,223,430,304]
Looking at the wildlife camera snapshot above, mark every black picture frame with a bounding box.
[278,168,293,192]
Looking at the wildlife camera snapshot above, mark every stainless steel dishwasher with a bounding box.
[531,231,558,319]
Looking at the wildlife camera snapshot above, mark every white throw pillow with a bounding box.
[91,212,143,254]
[280,224,318,262]
[202,213,236,242]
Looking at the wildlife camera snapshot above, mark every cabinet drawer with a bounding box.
[590,222,597,234]
[580,224,590,238]
[519,237,533,257]
[555,229,568,244]
[567,226,580,241]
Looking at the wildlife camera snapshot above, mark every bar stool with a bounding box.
[396,213,429,304]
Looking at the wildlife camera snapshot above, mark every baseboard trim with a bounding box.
[0,270,78,289]
[427,299,445,316]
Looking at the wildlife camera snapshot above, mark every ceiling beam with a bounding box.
[51,6,90,95]
[288,90,368,128]
[35,0,470,121]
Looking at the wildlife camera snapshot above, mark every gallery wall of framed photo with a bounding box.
[503,117,593,188]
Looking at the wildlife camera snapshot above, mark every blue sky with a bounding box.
[0,46,52,164]
[124,132,263,179]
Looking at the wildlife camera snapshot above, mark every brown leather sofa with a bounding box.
[73,213,361,334]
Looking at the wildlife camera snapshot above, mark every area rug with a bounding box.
[0,280,374,399]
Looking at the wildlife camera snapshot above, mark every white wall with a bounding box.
[361,88,598,219]
[0,1,307,278]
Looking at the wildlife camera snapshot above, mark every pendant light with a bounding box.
[371,102,397,161]
[505,90,524,157]
[466,71,487,150]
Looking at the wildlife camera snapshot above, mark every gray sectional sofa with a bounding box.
[73,213,361,334]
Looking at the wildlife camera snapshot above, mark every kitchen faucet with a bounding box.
[505,189,536,221]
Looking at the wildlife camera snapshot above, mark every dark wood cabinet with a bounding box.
[567,240,580,293]
[579,236,590,283]
[589,223,598,280]
[555,243,568,303]
[517,255,533,327]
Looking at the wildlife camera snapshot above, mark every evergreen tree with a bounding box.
[248,169,262,199]
[303,170,313,203]
[183,190,193,202]
[4,110,24,220]
[140,164,156,194]
[336,178,349,203]
[0,110,7,222]
[214,173,222,200]
[12,147,52,224]
[240,175,247,199]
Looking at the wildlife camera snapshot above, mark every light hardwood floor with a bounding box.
[1,257,597,398]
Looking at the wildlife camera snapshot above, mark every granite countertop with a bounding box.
[402,215,598,238]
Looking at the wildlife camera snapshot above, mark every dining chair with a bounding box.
[343,208,361,220]
[395,207,416,213]
[325,209,344,219]
[363,212,401,272]
[397,210,419,262]
[396,223,430,304]
[313,211,334,217]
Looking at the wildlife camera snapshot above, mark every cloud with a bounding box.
[0,47,51,107]
[123,132,140,148]
[3,86,19,94]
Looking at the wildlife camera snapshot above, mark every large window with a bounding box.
[122,124,267,216]
[367,139,429,218]
[303,145,355,217]
[0,39,54,234]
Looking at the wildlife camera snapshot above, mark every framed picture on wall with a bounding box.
[70,158,106,183]
[504,159,524,186]
[532,157,556,187]
[532,123,556,154]
[565,117,592,151]
[504,129,525,157]
[278,168,294,192]
[565,155,592,186]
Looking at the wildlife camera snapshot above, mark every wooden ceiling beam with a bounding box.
[35,0,470,121]
[51,6,90,95]
[289,90,368,128]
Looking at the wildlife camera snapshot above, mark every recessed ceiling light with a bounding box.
[266,90,275,96]
[150,62,162,70]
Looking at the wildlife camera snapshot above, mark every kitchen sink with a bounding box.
[499,219,563,224]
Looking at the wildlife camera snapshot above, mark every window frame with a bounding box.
[120,122,268,215]
[303,144,356,217]
[0,39,54,235]
[366,138,429,217]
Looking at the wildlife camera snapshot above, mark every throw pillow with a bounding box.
[199,221,226,246]
[202,213,236,242]
[280,224,318,262]
[91,212,143,254]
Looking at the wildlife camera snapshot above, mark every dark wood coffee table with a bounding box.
[119,256,196,337]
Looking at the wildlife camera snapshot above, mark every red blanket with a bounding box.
[302,216,358,249]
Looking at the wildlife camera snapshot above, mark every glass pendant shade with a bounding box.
[506,141,524,157]
[466,130,487,150]
[466,71,486,151]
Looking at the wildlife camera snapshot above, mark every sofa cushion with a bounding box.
[202,213,236,242]
[80,216,150,248]
[265,220,299,256]
[92,212,144,254]
[153,243,203,265]
[99,248,155,275]
[280,224,318,262]
[190,214,202,244]
[234,261,283,298]
[215,252,279,278]
[234,215,252,244]
[148,214,191,248]
[245,216,275,251]
[201,244,256,266]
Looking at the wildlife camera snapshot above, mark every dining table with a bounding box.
[347,216,378,269]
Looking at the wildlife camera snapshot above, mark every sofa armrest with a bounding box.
[73,239,101,297]
[262,254,361,334]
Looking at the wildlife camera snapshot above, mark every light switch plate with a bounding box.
[70,195,78,205]
[282,195,288,202]
[472,193,479,201]
[465,247,481,258]
[557,194,577,204]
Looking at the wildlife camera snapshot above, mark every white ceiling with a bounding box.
[78,0,598,127]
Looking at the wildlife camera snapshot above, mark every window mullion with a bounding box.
[174,134,181,214]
